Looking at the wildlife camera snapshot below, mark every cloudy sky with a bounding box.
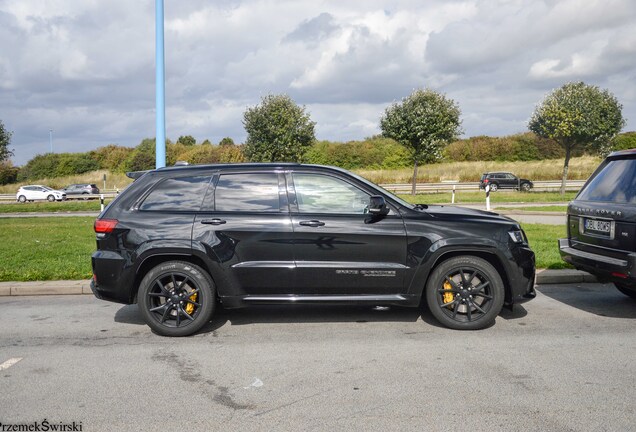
[1,0,635,165]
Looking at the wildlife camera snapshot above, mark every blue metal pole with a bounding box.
[155,0,166,168]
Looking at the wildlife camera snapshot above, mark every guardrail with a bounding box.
[0,180,586,202]
[379,180,586,194]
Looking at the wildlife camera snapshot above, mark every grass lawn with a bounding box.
[0,217,95,281]
[398,191,576,205]
[0,200,110,213]
[0,217,568,282]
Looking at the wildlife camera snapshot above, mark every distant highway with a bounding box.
[0,180,585,201]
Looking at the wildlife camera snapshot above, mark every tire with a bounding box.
[138,261,215,336]
[47,194,55,202]
[520,182,531,192]
[18,195,26,203]
[489,183,498,192]
[82,192,90,201]
[425,256,505,330]
[614,283,636,299]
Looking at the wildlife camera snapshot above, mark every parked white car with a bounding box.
[16,185,67,203]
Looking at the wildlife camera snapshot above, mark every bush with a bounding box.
[304,137,411,169]
[443,133,567,162]
[611,131,636,152]
[0,162,18,185]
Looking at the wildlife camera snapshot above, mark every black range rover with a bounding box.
[560,149,636,298]
[91,163,536,336]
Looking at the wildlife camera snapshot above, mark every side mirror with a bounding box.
[368,195,389,216]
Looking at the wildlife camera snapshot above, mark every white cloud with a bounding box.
[0,0,635,164]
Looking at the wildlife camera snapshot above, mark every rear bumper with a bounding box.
[559,238,636,286]
[91,250,135,304]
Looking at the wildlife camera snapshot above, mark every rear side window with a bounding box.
[140,176,211,211]
[577,158,636,203]
[213,173,281,212]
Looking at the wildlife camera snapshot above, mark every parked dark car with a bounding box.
[63,183,100,198]
[479,172,533,192]
[559,149,636,298]
[91,163,536,336]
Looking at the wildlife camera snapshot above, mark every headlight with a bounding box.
[508,230,526,244]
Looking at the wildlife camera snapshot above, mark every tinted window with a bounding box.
[293,173,369,214]
[214,173,281,212]
[140,176,211,211]
[577,158,636,204]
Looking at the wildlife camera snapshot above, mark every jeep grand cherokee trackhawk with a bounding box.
[91,163,536,336]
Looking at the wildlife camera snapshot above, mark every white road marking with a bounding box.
[0,357,23,370]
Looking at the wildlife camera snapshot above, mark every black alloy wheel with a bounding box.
[138,261,215,336]
[520,182,531,192]
[426,256,504,330]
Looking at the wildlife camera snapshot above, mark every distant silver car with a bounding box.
[62,183,100,199]
[16,185,67,203]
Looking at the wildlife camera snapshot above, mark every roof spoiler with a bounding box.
[126,170,151,180]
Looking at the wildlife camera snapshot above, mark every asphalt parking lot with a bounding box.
[1,283,635,432]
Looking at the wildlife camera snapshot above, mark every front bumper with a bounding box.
[559,238,636,285]
[507,245,536,305]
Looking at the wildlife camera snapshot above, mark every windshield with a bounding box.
[577,158,636,204]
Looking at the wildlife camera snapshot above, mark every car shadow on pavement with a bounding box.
[218,304,423,326]
[537,283,636,319]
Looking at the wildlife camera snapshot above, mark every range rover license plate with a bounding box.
[584,218,612,235]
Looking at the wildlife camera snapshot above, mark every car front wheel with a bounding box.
[425,256,505,330]
[138,261,215,336]
[520,182,531,192]
[47,194,55,202]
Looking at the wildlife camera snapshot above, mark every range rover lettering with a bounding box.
[91,163,536,336]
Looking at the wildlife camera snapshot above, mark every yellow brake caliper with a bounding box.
[185,292,198,315]
[443,280,454,307]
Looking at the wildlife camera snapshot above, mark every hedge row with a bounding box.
[6,132,634,184]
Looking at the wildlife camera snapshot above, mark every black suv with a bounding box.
[91,163,536,336]
[479,172,533,192]
[559,149,636,298]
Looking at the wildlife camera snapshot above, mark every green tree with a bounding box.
[219,137,235,146]
[176,135,196,146]
[380,89,462,194]
[0,120,14,162]
[243,94,316,162]
[529,82,625,194]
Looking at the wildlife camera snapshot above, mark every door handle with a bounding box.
[299,220,325,227]
[200,218,227,225]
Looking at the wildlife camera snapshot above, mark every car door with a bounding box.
[192,170,296,296]
[34,187,47,200]
[288,170,408,296]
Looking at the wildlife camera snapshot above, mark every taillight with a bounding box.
[484,179,489,183]
[94,219,118,233]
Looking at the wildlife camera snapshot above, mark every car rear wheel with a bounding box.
[614,283,636,299]
[18,195,26,203]
[425,256,505,330]
[47,194,55,202]
[138,261,215,336]
[489,183,498,192]
[520,182,531,192]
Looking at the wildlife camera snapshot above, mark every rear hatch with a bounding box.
[568,154,636,257]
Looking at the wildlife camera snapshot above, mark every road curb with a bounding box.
[0,270,598,297]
